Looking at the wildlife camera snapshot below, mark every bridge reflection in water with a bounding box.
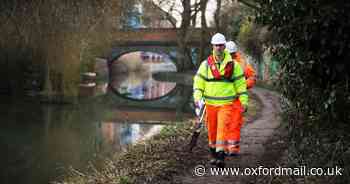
[109,51,177,100]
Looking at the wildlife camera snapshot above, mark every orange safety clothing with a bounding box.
[232,52,256,89]
[194,49,248,157]
[206,99,244,155]
[193,50,248,106]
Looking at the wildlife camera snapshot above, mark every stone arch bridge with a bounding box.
[83,28,213,111]
[107,28,213,64]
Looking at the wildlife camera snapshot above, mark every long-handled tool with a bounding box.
[188,105,206,152]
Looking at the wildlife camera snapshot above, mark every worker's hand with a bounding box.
[194,99,205,117]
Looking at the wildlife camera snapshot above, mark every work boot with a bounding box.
[215,151,225,168]
[209,148,218,165]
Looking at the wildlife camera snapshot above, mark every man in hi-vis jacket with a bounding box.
[193,33,248,167]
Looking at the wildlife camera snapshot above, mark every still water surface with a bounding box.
[0,100,169,184]
[1,50,192,184]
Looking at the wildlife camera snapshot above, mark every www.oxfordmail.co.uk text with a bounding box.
[193,165,343,177]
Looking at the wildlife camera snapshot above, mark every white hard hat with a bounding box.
[226,41,238,53]
[211,33,226,45]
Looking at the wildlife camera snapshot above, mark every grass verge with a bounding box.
[54,94,261,184]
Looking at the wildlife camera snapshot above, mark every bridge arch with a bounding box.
[105,41,185,107]
[94,28,213,109]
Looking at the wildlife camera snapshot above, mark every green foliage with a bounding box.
[227,14,243,39]
[256,0,350,125]
[223,2,283,79]
[119,176,133,184]
[237,18,252,43]
[255,0,350,182]
[231,5,271,62]
[237,18,264,59]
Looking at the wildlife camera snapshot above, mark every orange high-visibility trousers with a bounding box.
[206,99,244,155]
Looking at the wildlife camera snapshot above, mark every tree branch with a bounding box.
[236,0,260,10]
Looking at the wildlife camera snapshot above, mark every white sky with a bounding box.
[152,0,217,27]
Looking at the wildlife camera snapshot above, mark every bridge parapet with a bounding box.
[112,28,214,46]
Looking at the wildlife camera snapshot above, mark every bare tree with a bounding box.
[152,0,204,70]
[198,0,209,66]
[191,0,200,26]
[236,0,259,10]
[176,0,192,71]
[214,0,222,32]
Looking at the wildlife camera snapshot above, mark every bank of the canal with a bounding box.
[54,91,262,184]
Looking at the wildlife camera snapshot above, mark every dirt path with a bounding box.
[174,87,282,184]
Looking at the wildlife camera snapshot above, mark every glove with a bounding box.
[194,99,205,117]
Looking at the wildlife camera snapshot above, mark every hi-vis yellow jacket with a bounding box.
[193,50,248,107]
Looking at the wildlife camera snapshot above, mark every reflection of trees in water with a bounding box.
[0,98,180,184]
[120,124,140,145]
[100,122,122,151]
[100,122,160,151]
[0,104,111,184]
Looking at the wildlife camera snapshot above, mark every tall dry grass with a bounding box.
[0,0,124,101]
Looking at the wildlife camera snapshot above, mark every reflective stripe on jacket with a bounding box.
[193,50,248,106]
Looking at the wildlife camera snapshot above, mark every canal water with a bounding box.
[0,51,194,184]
